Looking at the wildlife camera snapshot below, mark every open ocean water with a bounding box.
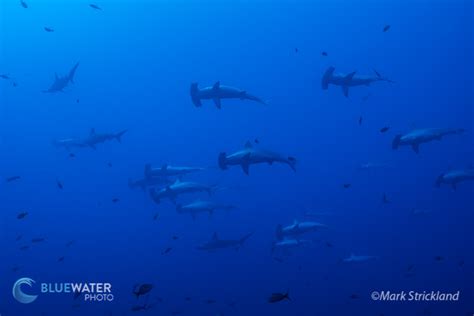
[0,0,473,315]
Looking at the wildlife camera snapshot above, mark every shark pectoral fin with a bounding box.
[241,153,251,175]
[411,144,419,154]
[213,97,221,109]
[342,85,349,97]
[212,81,220,90]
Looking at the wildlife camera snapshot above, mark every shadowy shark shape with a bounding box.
[43,62,79,93]
[322,66,393,97]
[176,200,235,220]
[190,81,266,109]
[80,128,127,150]
[392,128,465,154]
[435,168,474,190]
[219,141,296,175]
[197,232,253,251]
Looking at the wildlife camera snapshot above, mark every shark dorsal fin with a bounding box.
[293,219,299,225]
[212,232,218,241]
[161,164,168,170]
[244,141,253,149]
[344,71,356,84]
[174,178,181,184]
[90,128,96,135]
[350,253,355,258]
[212,81,220,90]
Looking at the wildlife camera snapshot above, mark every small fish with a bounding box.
[76,98,80,103]
[58,256,65,262]
[434,256,444,261]
[380,126,390,133]
[17,212,28,219]
[406,264,415,272]
[20,0,28,8]
[107,162,112,167]
[254,138,259,144]
[89,3,102,10]
[361,93,371,101]
[382,193,390,204]
[162,247,172,255]
[350,294,360,299]
[383,25,391,32]
[6,176,21,182]
[31,237,46,243]
[73,291,82,299]
[66,240,75,247]
[184,297,192,301]
[294,48,298,53]
[273,257,284,263]
[133,283,153,298]
[458,259,465,267]
[326,242,333,248]
[112,198,119,203]
[16,235,23,241]
[12,82,18,87]
[44,27,55,32]
[20,245,30,251]
[69,153,76,158]
[57,179,63,189]
[12,265,21,272]
[343,183,351,189]
[153,213,159,221]
[172,235,179,240]
[321,51,328,56]
[205,299,216,304]
[358,116,363,125]
[0,74,10,80]
[268,292,290,303]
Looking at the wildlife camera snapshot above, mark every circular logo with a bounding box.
[12,278,38,304]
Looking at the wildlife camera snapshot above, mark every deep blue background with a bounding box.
[1,0,473,315]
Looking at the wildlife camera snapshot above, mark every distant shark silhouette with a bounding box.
[322,66,393,97]
[43,62,79,93]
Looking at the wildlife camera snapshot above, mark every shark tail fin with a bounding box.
[321,66,335,90]
[392,134,402,150]
[190,83,202,107]
[373,69,395,83]
[68,62,80,84]
[435,174,444,187]
[115,130,127,143]
[275,224,284,241]
[218,152,228,170]
[287,156,297,172]
[245,93,267,105]
[284,291,291,301]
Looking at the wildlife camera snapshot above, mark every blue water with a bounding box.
[1,0,473,315]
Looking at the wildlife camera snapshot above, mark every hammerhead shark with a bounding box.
[190,81,266,109]
[321,66,393,97]
[43,62,79,93]
[197,232,253,251]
